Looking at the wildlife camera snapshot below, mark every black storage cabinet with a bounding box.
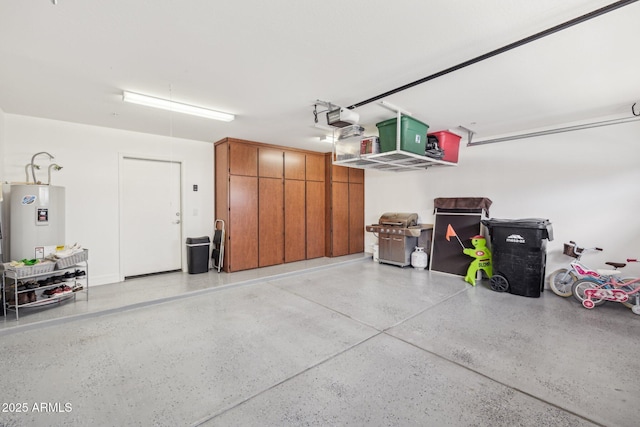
[482,218,553,297]
[186,236,210,274]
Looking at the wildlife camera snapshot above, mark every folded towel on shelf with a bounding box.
[46,243,84,260]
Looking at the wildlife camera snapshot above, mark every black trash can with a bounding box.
[482,218,553,297]
[186,236,210,274]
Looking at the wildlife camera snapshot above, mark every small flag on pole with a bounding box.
[445,224,457,241]
[445,224,466,249]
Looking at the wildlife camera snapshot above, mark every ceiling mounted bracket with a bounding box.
[458,126,476,145]
[378,100,412,116]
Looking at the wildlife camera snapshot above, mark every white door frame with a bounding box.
[118,153,185,282]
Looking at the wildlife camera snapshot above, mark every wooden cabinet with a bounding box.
[349,168,364,184]
[325,154,365,257]
[285,179,306,262]
[229,142,257,176]
[305,153,326,259]
[306,154,326,182]
[259,177,284,267]
[306,181,325,259]
[216,140,259,272]
[348,182,365,253]
[330,181,350,256]
[285,152,306,180]
[259,147,283,178]
[331,164,350,183]
[215,138,336,272]
[229,174,258,271]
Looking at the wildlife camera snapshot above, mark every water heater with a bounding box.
[9,184,66,260]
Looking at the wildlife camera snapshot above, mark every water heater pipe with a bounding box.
[30,152,54,183]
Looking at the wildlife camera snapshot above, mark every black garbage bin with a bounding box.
[186,236,210,274]
[482,218,553,297]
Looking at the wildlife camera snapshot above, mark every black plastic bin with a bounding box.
[186,236,210,274]
[482,218,553,297]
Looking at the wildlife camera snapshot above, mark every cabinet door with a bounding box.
[229,142,258,176]
[331,181,349,256]
[229,175,258,271]
[348,168,364,184]
[332,164,350,183]
[306,181,325,259]
[259,147,283,178]
[284,180,306,263]
[259,177,284,267]
[306,154,325,182]
[348,182,364,254]
[284,152,306,180]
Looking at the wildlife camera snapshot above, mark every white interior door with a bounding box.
[121,157,182,278]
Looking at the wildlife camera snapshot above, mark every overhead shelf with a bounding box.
[331,101,458,172]
[333,150,457,172]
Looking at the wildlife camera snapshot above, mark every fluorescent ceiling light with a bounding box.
[320,135,336,143]
[122,91,234,122]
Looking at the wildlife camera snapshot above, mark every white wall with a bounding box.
[0,108,5,179]
[365,120,640,278]
[3,114,214,285]
[0,109,5,260]
[4,113,639,287]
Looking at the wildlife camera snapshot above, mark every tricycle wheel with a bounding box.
[490,275,509,293]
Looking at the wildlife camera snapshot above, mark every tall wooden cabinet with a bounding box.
[215,141,259,272]
[258,147,284,267]
[284,151,306,263]
[305,154,326,260]
[325,155,365,257]
[215,138,350,273]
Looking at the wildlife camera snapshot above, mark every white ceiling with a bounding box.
[1,0,638,152]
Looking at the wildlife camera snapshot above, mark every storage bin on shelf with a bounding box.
[376,115,429,155]
[360,136,380,155]
[427,130,461,163]
[3,261,55,278]
[335,125,365,161]
[335,137,361,160]
[55,249,88,270]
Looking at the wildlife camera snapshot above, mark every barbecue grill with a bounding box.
[366,212,433,267]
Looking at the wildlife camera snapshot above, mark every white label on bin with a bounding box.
[415,135,421,144]
[506,234,526,244]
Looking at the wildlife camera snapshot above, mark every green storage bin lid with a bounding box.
[376,115,429,129]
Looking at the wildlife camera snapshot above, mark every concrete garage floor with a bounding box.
[1,256,638,426]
